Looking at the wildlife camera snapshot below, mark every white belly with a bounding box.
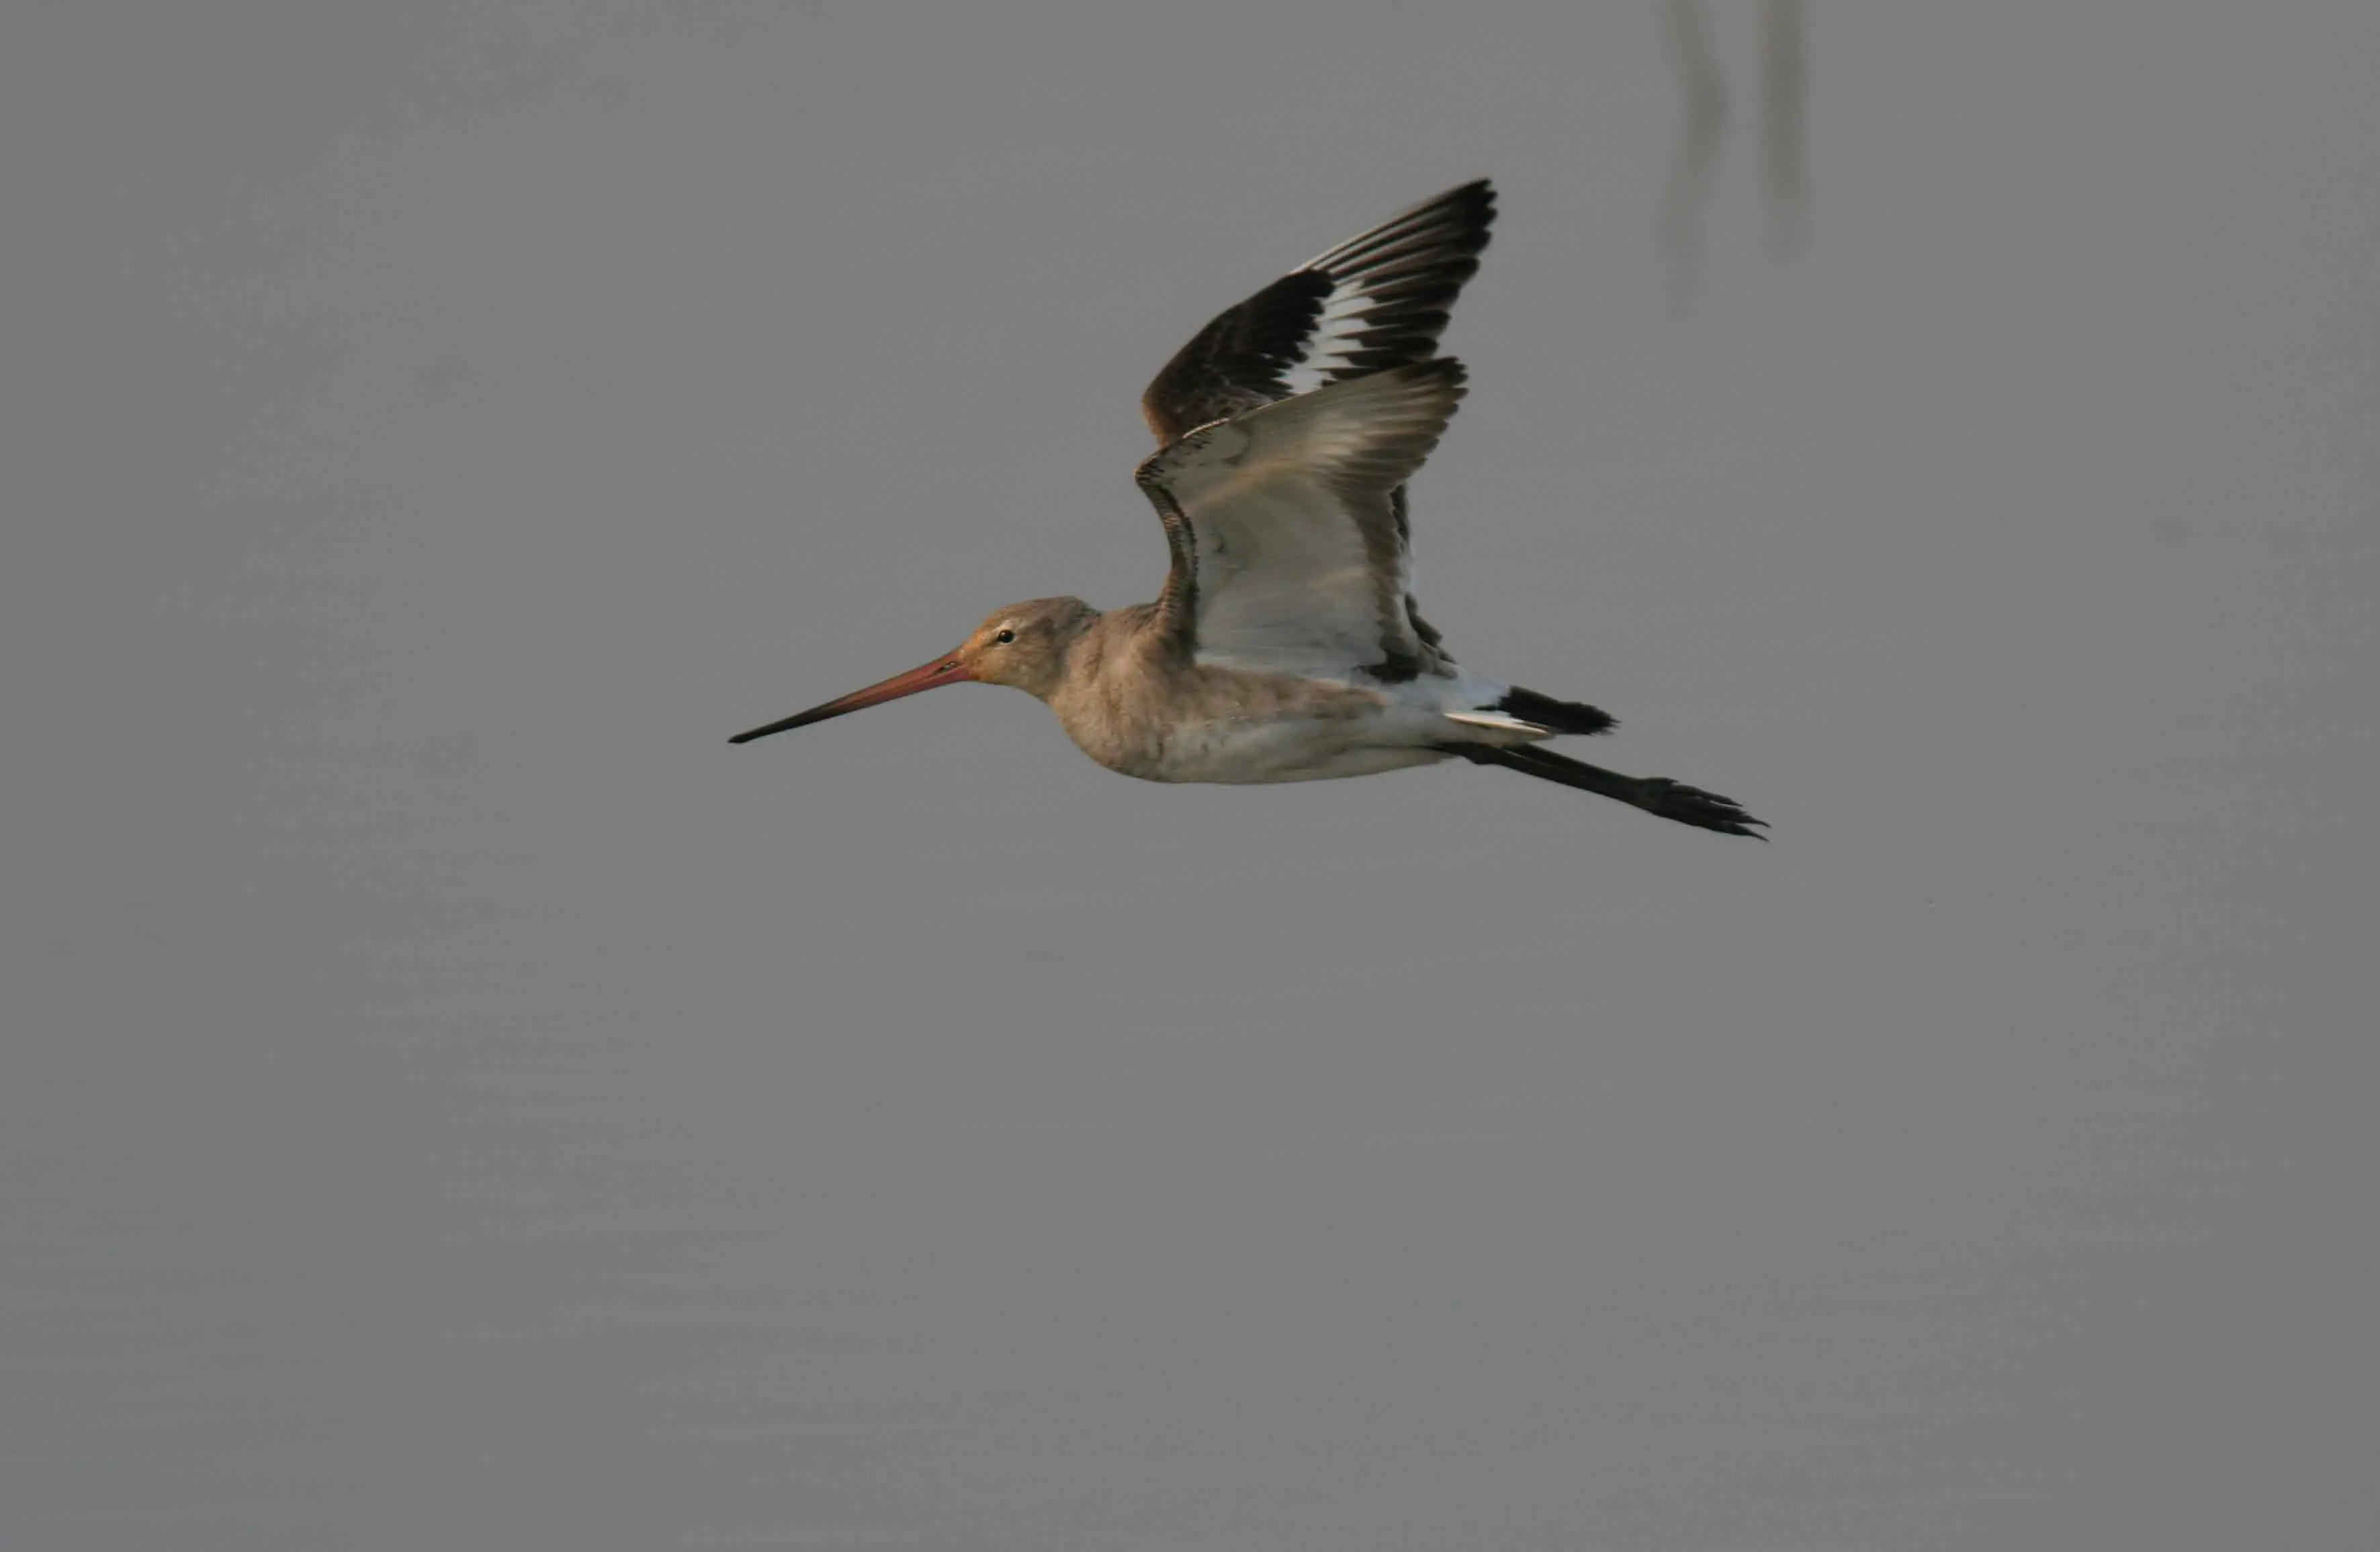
[1157,723,1450,783]
[1053,660,1532,786]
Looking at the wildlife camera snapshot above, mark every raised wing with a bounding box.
[1140,181,1495,445]
[1137,360,1467,680]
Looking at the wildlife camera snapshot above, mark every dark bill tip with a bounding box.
[728,651,973,745]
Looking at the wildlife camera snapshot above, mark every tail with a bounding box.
[1440,741,1766,838]
[1495,686,1617,737]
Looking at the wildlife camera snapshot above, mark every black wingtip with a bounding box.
[1391,179,1497,238]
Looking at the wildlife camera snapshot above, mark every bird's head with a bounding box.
[728,596,1095,745]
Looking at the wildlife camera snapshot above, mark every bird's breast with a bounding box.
[1049,666,1446,785]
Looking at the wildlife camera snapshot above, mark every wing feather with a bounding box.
[1140,181,1495,444]
[1136,361,1467,678]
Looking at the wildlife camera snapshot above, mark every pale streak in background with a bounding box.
[1664,0,1807,305]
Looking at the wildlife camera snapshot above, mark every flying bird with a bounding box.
[732,181,1762,836]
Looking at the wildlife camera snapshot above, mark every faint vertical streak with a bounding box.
[1763,0,1809,257]
[1663,0,1728,311]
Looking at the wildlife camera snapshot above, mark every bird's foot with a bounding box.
[1637,778,1768,839]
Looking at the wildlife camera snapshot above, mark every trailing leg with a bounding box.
[1440,742,1765,837]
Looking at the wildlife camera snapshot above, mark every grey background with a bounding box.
[5,3,2375,1548]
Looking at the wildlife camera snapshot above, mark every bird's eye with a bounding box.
[994,628,1016,645]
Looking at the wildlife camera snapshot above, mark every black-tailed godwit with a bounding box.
[732,181,1763,836]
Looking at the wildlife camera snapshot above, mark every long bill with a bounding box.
[728,651,973,744]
